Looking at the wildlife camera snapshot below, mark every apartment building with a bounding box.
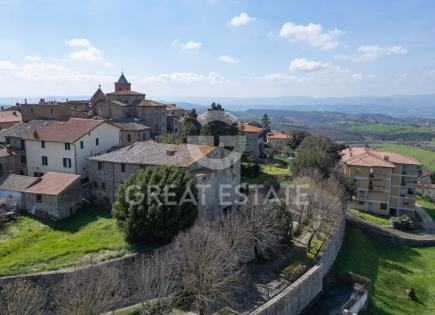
[25,118,120,177]
[341,147,422,217]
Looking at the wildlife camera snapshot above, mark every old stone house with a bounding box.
[0,120,52,175]
[88,140,241,219]
[266,132,292,150]
[95,74,168,136]
[166,104,186,136]
[0,110,22,130]
[0,145,15,182]
[25,118,120,177]
[112,121,151,147]
[239,123,264,160]
[0,172,83,219]
[19,100,90,122]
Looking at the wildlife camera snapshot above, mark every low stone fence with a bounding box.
[346,212,435,247]
[248,215,346,315]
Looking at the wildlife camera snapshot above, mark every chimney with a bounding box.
[12,111,17,116]
[0,106,3,111]
[39,98,45,104]
[33,130,39,139]
[6,144,12,154]
[384,155,389,161]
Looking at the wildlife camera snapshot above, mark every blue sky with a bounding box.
[1,0,435,98]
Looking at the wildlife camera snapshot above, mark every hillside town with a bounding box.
[2,1,435,315]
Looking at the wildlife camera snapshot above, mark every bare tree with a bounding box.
[54,263,124,315]
[132,251,175,314]
[239,196,292,259]
[169,223,243,315]
[0,279,46,315]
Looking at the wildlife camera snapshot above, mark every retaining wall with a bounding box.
[346,213,435,247]
[248,215,346,315]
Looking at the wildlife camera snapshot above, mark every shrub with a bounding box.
[241,162,260,177]
[113,166,198,242]
[390,215,414,231]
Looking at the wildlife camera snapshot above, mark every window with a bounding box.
[408,188,415,195]
[127,134,131,142]
[20,139,25,150]
[65,143,70,150]
[50,109,54,116]
[80,141,84,149]
[121,163,126,173]
[41,156,48,166]
[96,138,99,146]
[41,141,45,148]
[98,162,103,171]
[0,163,2,173]
[63,158,72,168]
[36,194,42,202]
[20,155,26,164]
[380,203,388,210]
[101,182,106,190]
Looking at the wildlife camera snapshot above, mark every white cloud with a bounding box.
[264,73,298,82]
[141,72,224,85]
[182,41,202,50]
[228,12,254,27]
[65,38,110,65]
[218,55,240,64]
[279,22,344,50]
[24,55,42,62]
[335,45,408,62]
[64,38,91,47]
[289,58,330,72]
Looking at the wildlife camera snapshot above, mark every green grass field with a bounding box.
[373,143,435,172]
[332,226,435,315]
[0,207,138,276]
[241,156,292,185]
[349,209,391,226]
[351,124,433,135]
[417,196,435,221]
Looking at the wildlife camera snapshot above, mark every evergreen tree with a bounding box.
[181,108,201,143]
[261,114,271,133]
[200,103,238,146]
[113,166,198,243]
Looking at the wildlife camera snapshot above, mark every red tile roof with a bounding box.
[239,123,263,133]
[26,118,115,143]
[25,172,81,195]
[341,147,422,168]
[267,132,291,140]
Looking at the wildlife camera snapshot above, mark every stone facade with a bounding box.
[95,74,167,136]
[88,141,241,219]
[239,123,264,160]
[0,145,15,181]
[20,102,89,122]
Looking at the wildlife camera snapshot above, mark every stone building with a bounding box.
[25,118,120,177]
[0,120,52,175]
[19,99,90,122]
[239,123,264,160]
[0,172,83,219]
[88,140,241,219]
[95,74,168,136]
[266,132,292,150]
[166,104,186,136]
[0,145,15,182]
[341,147,422,217]
[0,110,22,130]
[112,121,151,147]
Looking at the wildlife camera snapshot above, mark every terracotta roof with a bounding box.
[24,172,81,196]
[341,147,422,168]
[267,132,291,140]
[89,140,217,167]
[0,110,22,123]
[106,90,145,96]
[239,123,263,133]
[26,118,116,143]
[0,175,39,192]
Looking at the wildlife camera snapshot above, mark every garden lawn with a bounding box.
[373,143,435,172]
[417,196,435,221]
[332,226,435,315]
[349,209,391,226]
[0,207,137,276]
[241,157,292,185]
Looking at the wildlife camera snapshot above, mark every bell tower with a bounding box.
[114,72,131,91]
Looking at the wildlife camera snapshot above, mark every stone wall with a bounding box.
[248,215,346,315]
[346,212,435,246]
